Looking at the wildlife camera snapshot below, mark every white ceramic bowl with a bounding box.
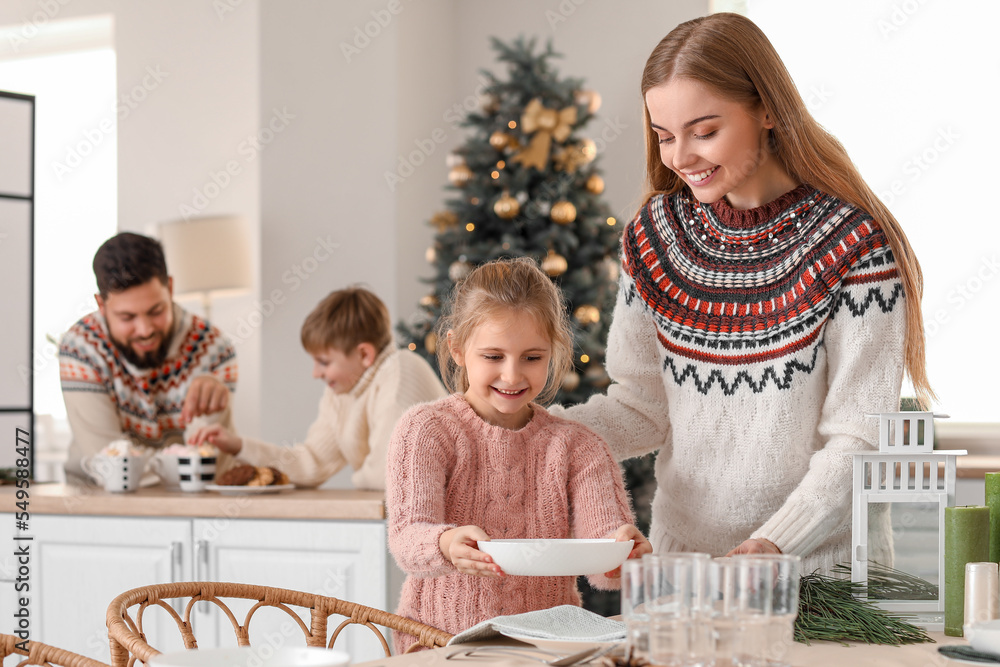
[967,618,1000,655]
[148,646,350,667]
[477,538,633,576]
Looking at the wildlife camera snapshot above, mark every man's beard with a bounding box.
[111,326,174,369]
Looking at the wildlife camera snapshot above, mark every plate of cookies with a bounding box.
[205,464,294,494]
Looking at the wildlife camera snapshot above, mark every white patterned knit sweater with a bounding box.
[559,185,905,573]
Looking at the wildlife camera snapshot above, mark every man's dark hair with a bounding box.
[93,232,169,298]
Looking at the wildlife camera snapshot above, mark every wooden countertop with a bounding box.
[0,483,386,520]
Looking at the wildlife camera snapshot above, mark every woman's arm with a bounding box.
[749,250,906,556]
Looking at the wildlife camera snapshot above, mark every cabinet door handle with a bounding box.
[170,542,184,615]
[195,540,210,615]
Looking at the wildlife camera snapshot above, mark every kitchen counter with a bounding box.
[0,482,386,520]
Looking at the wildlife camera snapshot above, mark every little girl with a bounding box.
[386,257,650,652]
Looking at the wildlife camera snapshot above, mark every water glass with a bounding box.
[645,553,711,667]
[622,559,649,660]
[748,555,800,667]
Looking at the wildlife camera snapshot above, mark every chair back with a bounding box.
[105,581,452,666]
[1,632,111,667]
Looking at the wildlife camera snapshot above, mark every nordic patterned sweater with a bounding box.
[60,304,238,481]
[387,394,635,653]
[559,184,905,574]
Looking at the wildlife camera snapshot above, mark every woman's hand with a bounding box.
[187,424,242,454]
[603,524,652,578]
[726,538,781,557]
[439,525,505,578]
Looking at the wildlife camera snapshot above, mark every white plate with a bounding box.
[498,631,620,654]
[477,539,633,576]
[148,646,349,667]
[204,483,295,495]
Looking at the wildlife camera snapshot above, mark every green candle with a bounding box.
[986,473,1000,563]
[945,505,991,636]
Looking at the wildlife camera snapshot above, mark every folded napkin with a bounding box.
[939,645,1000,664]
[448,605,626,645]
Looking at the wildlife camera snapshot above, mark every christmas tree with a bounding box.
[398,36,621,405]
[397,36,656,615]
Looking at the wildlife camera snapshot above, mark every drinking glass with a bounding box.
[645,553,711,667]
[744,555,800,667]
[622,559,649,660]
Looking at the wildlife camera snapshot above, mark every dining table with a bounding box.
[355,632,974,667]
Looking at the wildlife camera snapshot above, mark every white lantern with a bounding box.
[851,411,964,631]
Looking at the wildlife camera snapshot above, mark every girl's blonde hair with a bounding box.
[437,257,573,405]
[640,12,933,407]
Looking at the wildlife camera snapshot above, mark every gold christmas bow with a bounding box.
[511,98,577,170]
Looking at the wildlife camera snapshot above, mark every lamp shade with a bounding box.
[158,216,253,295]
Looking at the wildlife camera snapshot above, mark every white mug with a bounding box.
[81,454,145,492]
[176,455,217,492]
[149,453,183,490]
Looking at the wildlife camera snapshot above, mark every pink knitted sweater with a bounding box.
[387,394,634,652]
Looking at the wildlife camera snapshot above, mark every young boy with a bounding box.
[188,287,446,489]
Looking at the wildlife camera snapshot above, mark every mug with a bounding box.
[149,454,182,490]
[81,454,145,492]
[177,455,217,492]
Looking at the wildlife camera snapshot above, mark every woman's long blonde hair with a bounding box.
[640,12,933,407]
[437,257,574,406]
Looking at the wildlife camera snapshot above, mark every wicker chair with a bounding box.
[105,581,452,667]
[1,632,111,667]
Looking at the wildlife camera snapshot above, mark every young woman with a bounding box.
[558,12,931,574]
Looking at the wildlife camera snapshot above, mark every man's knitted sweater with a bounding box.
[560,185,904,573]
[239,346,446,489]
[387,394,634,652]
[60,304,237,481]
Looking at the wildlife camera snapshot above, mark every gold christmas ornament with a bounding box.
[445,152,466,168]
[551,200,578,225]
[448,164,473,187]
[584,364,611,388]
[489,131,511,151]
[574,304,601,325]
[493,192,520,219]
[577,89,602,114]
[579,138,597,162]
[449,260,474,282]
[425,246,437,264]
[430,210,458,231]
[585,174,605,194]
[424,331,438,355]
[510,98,578,171]
[541,249,568,277]
[419,294,440,308]
[561,370,581,392]
[553,142,596,173]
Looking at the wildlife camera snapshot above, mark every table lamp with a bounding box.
[157,215,253,322]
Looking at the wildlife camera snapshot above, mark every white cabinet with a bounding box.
[0,513,390,664]
[32,515,193,661]
[191,518,389,663]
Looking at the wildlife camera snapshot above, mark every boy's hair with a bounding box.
[300,287,392,355]
[93,232,169,298]
[436,256,573,405]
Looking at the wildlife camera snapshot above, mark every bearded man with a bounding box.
[60,232,238,483]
